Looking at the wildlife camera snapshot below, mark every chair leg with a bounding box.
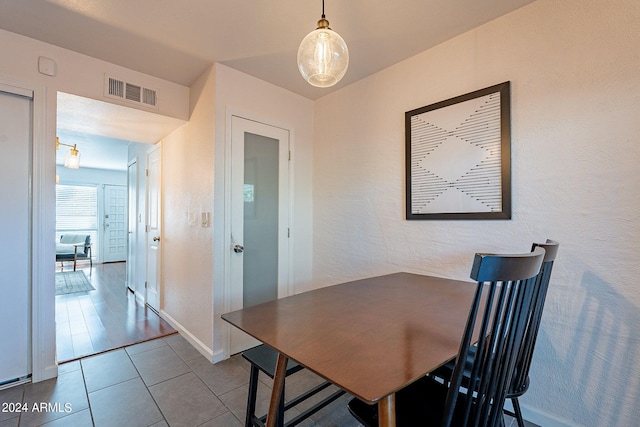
[512,397,525,427]
[245,365,260,427]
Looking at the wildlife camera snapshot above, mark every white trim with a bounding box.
[286,128,295,298]
[1,76,56,382]
[159,310,215,361]
[126,157,138,292]
[222,108,233,359]
[145,142,162,312]
[0,82,33,98]
[32,81,57,382]
[220,108,295,360]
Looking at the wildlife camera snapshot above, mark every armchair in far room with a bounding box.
[56,234,92,271]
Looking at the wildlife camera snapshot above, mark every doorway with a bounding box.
[228,115,291,355]
[54,92,177,362]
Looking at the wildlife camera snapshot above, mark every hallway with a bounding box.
[55,262,175,362]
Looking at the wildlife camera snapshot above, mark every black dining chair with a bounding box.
[347,247,546,427]
[242,344,345,427]
[429,239,559,427]
[504,240,559,426]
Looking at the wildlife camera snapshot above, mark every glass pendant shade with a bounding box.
[64,145,80,169]
[297,19,349,88]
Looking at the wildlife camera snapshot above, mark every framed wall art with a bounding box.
[405,81,511,220]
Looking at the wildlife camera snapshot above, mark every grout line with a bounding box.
[123,337,169,426]
[78,358,96,427]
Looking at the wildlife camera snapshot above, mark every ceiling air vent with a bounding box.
[125,83,141,102]
[104,75,158,108]
[142,88,157,106]
[108,77,124,98]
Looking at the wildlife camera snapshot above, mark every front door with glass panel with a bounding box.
[229,116,290,355]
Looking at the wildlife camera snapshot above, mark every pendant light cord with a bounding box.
[321,0,325,19]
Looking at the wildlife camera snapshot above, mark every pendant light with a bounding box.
[297,0,349,88]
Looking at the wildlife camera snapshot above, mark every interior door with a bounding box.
[229,116,290,355]
[103,184,128,263]
[146,144,161,312]
[0,85,32,384]
[126,160,137,292]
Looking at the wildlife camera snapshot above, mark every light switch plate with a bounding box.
[201,212,211,227]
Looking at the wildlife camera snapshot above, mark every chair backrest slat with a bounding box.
[509,240,559,396]
[441,247,545,427]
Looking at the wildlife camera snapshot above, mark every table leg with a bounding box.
[378,393,396,427]
[266,352,289,427]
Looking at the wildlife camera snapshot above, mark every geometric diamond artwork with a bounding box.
[406,82,511,219]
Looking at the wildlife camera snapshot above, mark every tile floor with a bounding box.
[0,334,538,427]
[0,334,358,427]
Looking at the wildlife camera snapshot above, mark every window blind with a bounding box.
[55,184,99,259]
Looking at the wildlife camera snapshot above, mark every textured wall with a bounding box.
[313,0,640,425]
[162,66,215,352]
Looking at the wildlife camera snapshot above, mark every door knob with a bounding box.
[153,236,161,242]
[233,244,244,253]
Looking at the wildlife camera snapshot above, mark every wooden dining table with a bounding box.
[221,272,478,427]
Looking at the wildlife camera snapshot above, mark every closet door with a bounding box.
[0,85,32,384]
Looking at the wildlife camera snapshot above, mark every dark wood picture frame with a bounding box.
[406,81,511,220]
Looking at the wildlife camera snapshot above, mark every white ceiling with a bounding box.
[56,128,131,172]
[0,0,536,100]
[4,0,536,170]
[55,92,187,171]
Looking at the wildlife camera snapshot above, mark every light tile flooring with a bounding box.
[0,334,537,427]
[0,334,359,427]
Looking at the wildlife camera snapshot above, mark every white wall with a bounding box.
[313,0,639,426]
[159,63,314,362]
[56,166,127,186]
[160,66,215,357]
[0,29,189,122]
[0,28,190,382]
[212,64,314,360]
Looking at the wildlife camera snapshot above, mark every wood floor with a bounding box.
[55,261,176,362]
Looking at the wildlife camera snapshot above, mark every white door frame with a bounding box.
[0,85,32,385]
[0,77,54,383]
[222,110,294,359]
[145,143,162,312]
[126,159,138,292]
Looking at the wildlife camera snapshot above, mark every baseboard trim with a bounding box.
[212,349,226,363]
[159,310,214,362]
